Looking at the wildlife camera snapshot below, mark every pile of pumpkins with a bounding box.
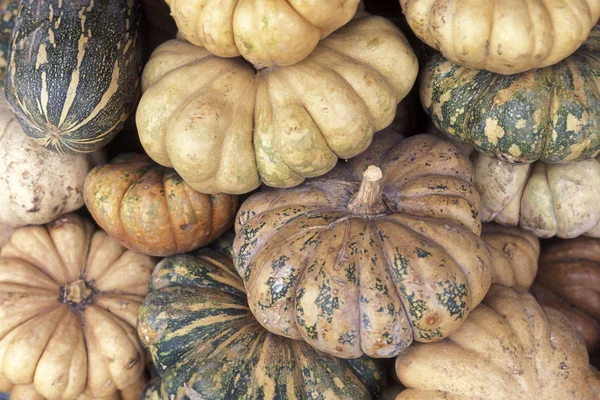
[0,0,599,399]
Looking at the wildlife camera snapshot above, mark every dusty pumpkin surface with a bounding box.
[137,250,384,400]
[421,23,600,164]
[232,132,493,359]
[473,153,600,238]
[136,14,418,195]
[0,214,155,399]
[84,153,238,257]
[481,224,540,290]
[395,285,599,399]
[531,237,600,353]
[401,0,600,74]
[166,0,361,68]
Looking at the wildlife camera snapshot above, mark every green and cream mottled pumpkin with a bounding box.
[0,0,18,88]
[421,24,600,164]
[137,250,384,400]
[232,131,493,359]
[5,0,144,154]
[136,15,418,194]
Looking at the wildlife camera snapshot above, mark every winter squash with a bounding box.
[0,374,148,400]
[232,131,493,359]
[166,0,361,68]
[0,214,155,399]
[136,15,418,194]
[474,153,600,238]
[421,24,600,164]
[395,285,599,399]
[0,93,101,227]
[137,250,385,400]
[531,237,600,353]
[5,0,144,154]
[0,0,18,87]
[84,153,238,257]
[400,0,600,74]
[481,224,539,290]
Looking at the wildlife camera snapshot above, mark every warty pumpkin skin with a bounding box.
[84,153,238,257]
[400,0,600,75]
[421,24,600,164]
[395,285,599,400]
[137,250,385,400]
[136,15,418,195]
[481,224,540,290]
[0,214,155,399]
[232,132,493,359]
[531,237,600,353]
[166,0,361,68]
[5,0,144,154]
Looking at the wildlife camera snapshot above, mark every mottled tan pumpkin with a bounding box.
[84,153,238,257]
[395,285,599,399]
[481,224,539,290]
[166,0,361,68]
[0,214,155,399]
[400,0,600,74]
[233,131,492,359]
[136,15,418,194]
[531,237,600,352]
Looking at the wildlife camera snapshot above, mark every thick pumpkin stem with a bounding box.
[61,279,93,305]
[347,165,389,215]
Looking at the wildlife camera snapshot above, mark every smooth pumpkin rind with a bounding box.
[137,251,384,400]
[136,15,418,194]
[401,0,600,74]
[421,24,600,164]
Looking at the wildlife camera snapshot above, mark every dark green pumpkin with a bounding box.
[137,250,384,400]
[421,23,600,164]
[0,0,18,88]
[5,0,144,154]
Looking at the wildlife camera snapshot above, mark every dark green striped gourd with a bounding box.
[137,250,384,400]
[421,23,600,164]
[0,0,18,88]
[5,0,144,153]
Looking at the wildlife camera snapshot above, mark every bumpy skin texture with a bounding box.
[0,0,18,88]
[166,0,361,68]
[0,94,99,227]
[395,285,599,400]
[137,251,384,400]
[5,0,144,153]
[1,374,147,400]
[421,24,600,164]
[474,153,600,238]
[481,224,540,290]
[0,214,155,400]
[84,153,238,257]
[136,15,418,195]
[233,132,492,359]
[531,237,600,352]
[401,0,600,74]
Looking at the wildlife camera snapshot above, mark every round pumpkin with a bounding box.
[5,0,144,154]
[395,285,599,399]
[0,213,155,399]
[137,250,385,400]
[166,0,361,68]
[531,237,600,352]
[84,153,238,257]
[136,15,418,194]
[481,224,539,290]
[0,93,101,227]
[401,0,600,74]
[421,23,600,164]
[232,131,493,359]
[474,153,600,238]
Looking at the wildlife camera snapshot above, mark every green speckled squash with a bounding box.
[421,24,600,164]
[232,131,493,359]
[0,0,18,88]
[5,0,144,154]
[137,250,384,400]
